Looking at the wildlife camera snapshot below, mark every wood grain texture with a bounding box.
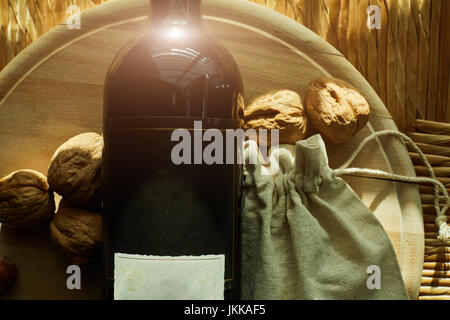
[2,0,450,128]
[426,0,441,121]
[414,0,431,120]
[416,119,450,135]
[0,0,423,300]
[408,142,450,157]
[336,0,349,58]
[425,247,450,255]
[407,132,450,148]
[420,194,446,204]
[447,68,450,123]
[395,0,408,133]
[419,185,450,195]
[422,269,450,278]
[437,0,450,122]
[345,0,359,67]
[424,254,450,263]
[412,124,450,300]
[420,286,450,295]
[419,295,450,301]
[365,0,378,96]
[385,0,399,121]
[409,153,450,167]
[419,295,450,300]
[405,0,418,133]
[421,277,450,286]
[356,0,369,81]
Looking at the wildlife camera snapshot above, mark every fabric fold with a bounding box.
[241,134,409,300]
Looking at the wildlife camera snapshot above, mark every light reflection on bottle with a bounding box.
[168,26,183,38]
[102,0,244,299]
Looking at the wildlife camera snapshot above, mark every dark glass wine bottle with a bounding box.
[102,0,244,300]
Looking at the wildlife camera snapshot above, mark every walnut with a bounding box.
[49,204,102,265]
[0,170,55,229]
[244,90,308,146]
[0,255,17,294]
[47,132,103,207]
[305,78,370,144]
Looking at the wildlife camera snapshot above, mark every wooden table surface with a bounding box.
[0,0,423,299]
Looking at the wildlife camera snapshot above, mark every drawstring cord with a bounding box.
[332,130,450,242]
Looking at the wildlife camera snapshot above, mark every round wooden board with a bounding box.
[0,0,423,300]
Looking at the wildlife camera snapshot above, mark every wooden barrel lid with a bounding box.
[0,0,423,299]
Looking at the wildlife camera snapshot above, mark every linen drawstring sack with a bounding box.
[241,130,449,300]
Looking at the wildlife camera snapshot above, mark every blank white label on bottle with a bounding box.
[114,253,225,300]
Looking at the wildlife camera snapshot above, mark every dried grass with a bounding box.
[0,0,450,300]
[0,0,109,73]
[248,0,449,129]
[427,0,442,121]
[1,1,449,127]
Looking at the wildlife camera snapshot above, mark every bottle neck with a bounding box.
[150,0,202,28]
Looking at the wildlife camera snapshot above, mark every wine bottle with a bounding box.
[102,0,244,300]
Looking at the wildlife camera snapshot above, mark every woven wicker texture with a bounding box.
[0,0,108,70]
[252,0,450,129]
[409,119,450,300]
[0,0,449,300]
[1,0,449,127]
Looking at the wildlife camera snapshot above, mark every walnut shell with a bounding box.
[0,170,55,229]
[0,255,18,294]
[244,90,308,146]
[49,204,102,265]
[305,78,370,144]
[48,132,103,207]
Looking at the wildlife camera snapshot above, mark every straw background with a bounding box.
[0,0,449,300]
[1,0,449,128]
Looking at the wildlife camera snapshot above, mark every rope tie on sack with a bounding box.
[332,130,450,242]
